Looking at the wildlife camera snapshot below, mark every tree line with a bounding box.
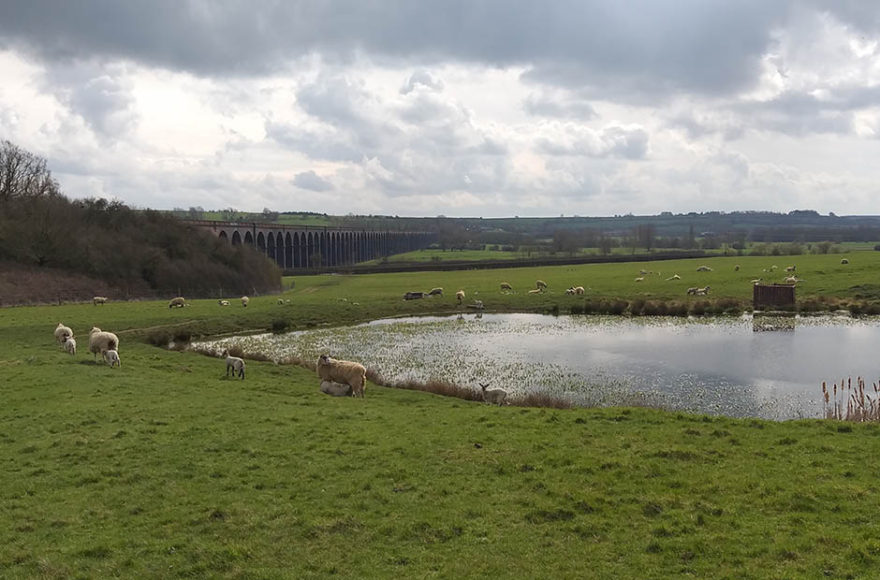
[0,140,281,299]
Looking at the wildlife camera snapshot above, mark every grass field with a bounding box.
[3,251,880,577]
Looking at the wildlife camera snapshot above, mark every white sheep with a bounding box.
[456,289,465,304]
[88,327,119,361]
[500,282,512,292]
[93,296,108,305]
[784,276,799,285]
[634,276,645,282]
[572,286,585,295]
[686,287,698,295]
[218,299,230,306]
[694,286,711,296]
[168,296,187,308]
[221,348,245,379]
[428,287,443,296]
[319,380,352,397]
[841,258,849,265]
[528,288,543,294]
[317,354,367,397]
[64,337,77,356]
[54,322,73,345]
[103,349,120,367]
[241,296,250,307]
[536,280,547,291]
[479,382,508,405]
[785,265,796,273]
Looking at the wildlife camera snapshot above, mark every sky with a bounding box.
[2,1,880,218]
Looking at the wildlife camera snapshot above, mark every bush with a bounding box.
[271,319,290,334]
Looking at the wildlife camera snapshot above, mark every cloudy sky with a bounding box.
[2,1,880,217]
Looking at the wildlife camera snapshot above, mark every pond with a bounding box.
[194,313,880,420]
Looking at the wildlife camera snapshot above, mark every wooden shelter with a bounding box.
[753,283,796,310]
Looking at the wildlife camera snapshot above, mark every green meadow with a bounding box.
[2,251,880,578]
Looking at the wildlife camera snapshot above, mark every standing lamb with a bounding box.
[93,296,108,305]
[221,348,245,379]
[103,349,121,367]
[316,354,367,398]
[241,296,250,307]
[456,290,465,304]
[168,296,187,308]
[64,337,77,356]
[479,383,508,405]
[54,322,73,345]
[88,327,119,361]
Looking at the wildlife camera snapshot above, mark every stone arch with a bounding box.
[231,231,241,245]
[245,231,254,246]
[267,232,276,262]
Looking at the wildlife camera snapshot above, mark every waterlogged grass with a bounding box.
[3,255,880,576]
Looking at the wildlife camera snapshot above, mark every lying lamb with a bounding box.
[428,287,443,296]
[221,348,245,379]
[479,382,508,405]
[317,354,367,397]
[319,380,353,397]
[218,299,230,306]
[103,349,121,367]
[404,291,425,300]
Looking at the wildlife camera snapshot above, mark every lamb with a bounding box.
[694,286,711,296]
[64,337,77,356]
[241,296,250,307]
[168,296,186,308]
[428,287,443,296]
[784,276,799,285]
[218,299,230,306]
[536,280,548,291]
[500,282,512,292]
[319,380,352,397]
[403,291,425,300]
[634,276,645,282]
[785,265,796,272]
[751,278,763,285]
[734,265,740,271]
[696,265,713,272]
[528,288,543,294]
[54,322,73,345]
[686,287,698,295]
[572,286,585,295]
[479,382,508,406]
[841,258,849,265]
[88,327,119,361]
[456,290,465,304]
[665,274,681,281]
[221,348,245,379]
[93,296,108,305]
[317,354,367,397]
[103,349,121,368]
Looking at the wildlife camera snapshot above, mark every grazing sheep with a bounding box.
[841,258,849,265]
[572,286,585,295]
[694,286,711,296]
[500,282,512,292]
[64,337,77,356]
[103,349,121,368]
[536,280,547,291]
[634,276,645,282]
[785,265,796,272]
[428,287,443,296]
[784,276,798,285]
[221,348,245,379]
[317,354,367,397]
[665,274,681,281]
[456,289,465,304]
[404,291,425,300]
[241,296,250,307]
[88,327,119,361]
[319,380,352,397]
[218,299,230,306]
[168,296,186,308]
[734,265,740,271]
[93,296,108,305]
[479,382,508,406]
[54,322,73,345]
[696,265,713,272]
[686,287,698,295]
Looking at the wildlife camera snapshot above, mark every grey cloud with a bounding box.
[293,170,334,192]
[1,0,790,98]
[523,93,597,119]
[400,70,444,94]
[537,126,649,160]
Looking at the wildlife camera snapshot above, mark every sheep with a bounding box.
[479,382,508,406]
[103,349,121,368]
[528,288,543,294]
[428,287,443,296]
[536,280,547,291]
[218,299,230,306]
[686,287,698,295]
[751,278,763,285]
[221,348,245,379]
[696,265,713,272]
[565,287,576,295]
[317,354,367,397]
[694,286,711,296]
[841,258,849,265]
[467,300,484,310]
[403,291,425,300]
[784,276,799,285]
[168,296,186,308]
[634,276,645,282]
[734,265,740,271]
[665,274,681,281]
[785,265,796,272]
[93,296,108,305]
[241,296,250,307]
[319,380,352,397]
[63,337,77,356]
[500,282,512,292]
[456,289,465,304]
[54,322,73,345]
[572,286,585,295]
[88,327,119,361]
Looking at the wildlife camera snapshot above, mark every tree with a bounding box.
[0,140,60,201]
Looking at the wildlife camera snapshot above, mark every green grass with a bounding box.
[3,252,880,577]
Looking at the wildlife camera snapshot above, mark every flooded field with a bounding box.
[193,313,880,420]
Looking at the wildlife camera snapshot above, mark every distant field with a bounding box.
[3,252,880,577]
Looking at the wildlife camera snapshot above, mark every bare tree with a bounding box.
[0,140,60,201]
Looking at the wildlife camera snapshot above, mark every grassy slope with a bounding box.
[3,252,880,578]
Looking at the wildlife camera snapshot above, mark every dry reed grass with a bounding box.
[823,377,880,421]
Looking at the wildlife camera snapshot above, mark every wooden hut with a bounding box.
[753,283,795,310]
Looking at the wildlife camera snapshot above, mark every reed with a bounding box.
[822,377,880,421]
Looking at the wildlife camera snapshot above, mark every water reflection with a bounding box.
[193,313,880,420]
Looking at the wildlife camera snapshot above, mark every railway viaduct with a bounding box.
[185,220,435,271]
